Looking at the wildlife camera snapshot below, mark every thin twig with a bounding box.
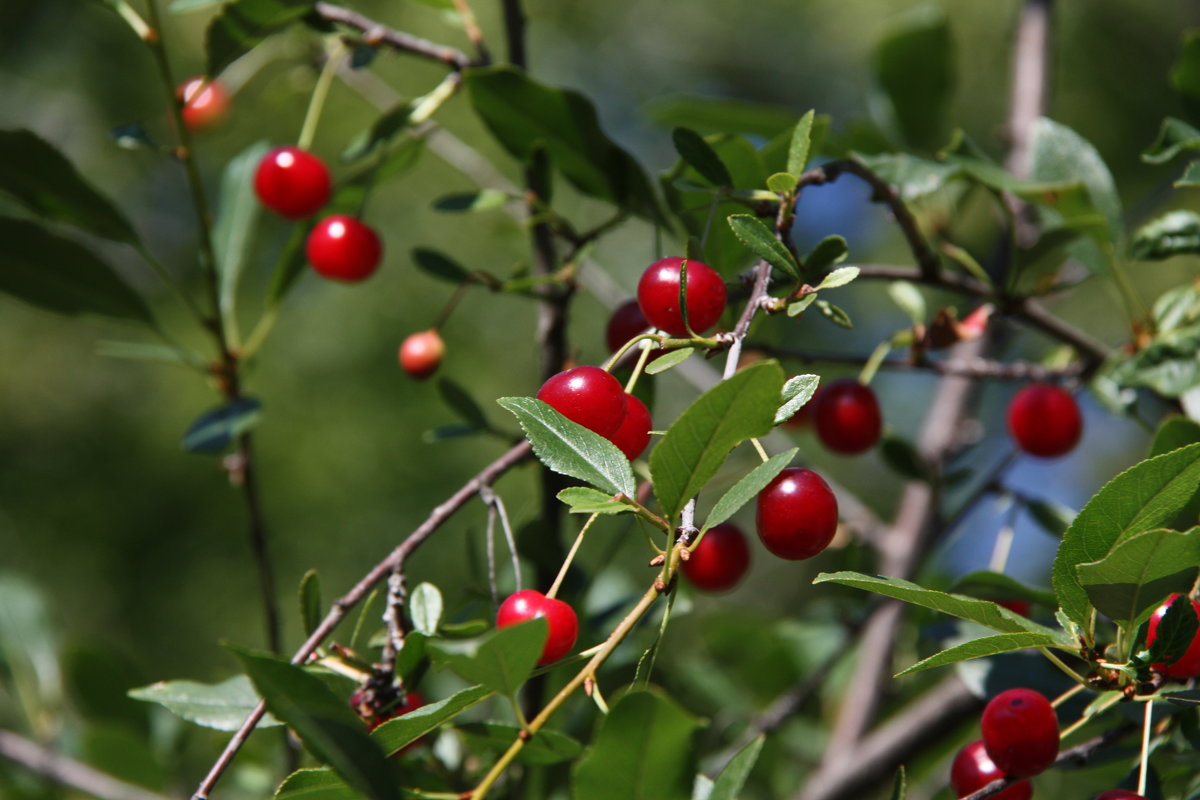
[754,344,1084,382]
[313,2,472,69]
[0,730,171,800]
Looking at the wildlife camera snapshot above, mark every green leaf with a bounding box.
[816,266,860,291]
[1147,594,1200,666]
[1152,284,1200,335]
[1130,210,1200,260]
[645,347,695,375]
[786,110,816,176]
[880,435,930,481]
[458,722,583,765]
[0,574,62,720]
[1172,29,1200,105]
[409,582,442,637]
[299,570,322,637]
[214,140,270,322]
[703,449,797,533]
[813,571,1070,640]
[1026,497,1076,538]
[573,690,699,800]
[182,398,263,454]
[805,235,849,273]
[889,766,907,800]
[465,66,663,224]
[787,294,817,317]
[96,341,196,367]
[370,684,491,756]
[854,152,961,200]
[1163,690,1200,707]
[428,620,546,697]
[1076,527,1200,625]
[672,128,733,188]
[815,299,852,328]
[170,0,223,11]
[775,374,820,425]
[1028,117,1123,244]
[206,0,313,77]
[0,129,139,243]
[557,487,634,515]
[895,632,1068,676]
[1175,160,1200,186]
[497,397,636,497]
[0,217,152,322]
[885,280,927,324]
[1151,417,1200,457]
[643,95,798,138]
[707,735,764,800]
[128,675,282,731]
[411,248,470,284]
[726,214,800,279]
[871,6,954,151]
[341,102,415,162]
[650,361,785,520]
[432,189,509,213]
[393,633,427,682]
[946,571,1057,608]
[437,378,490,430]
[1109,327,1200,397]
[229,645,400,800]
[275,768,358,800]
[1052,443,1200,628]
[766,172,798,194]
[1142,117,1200,164]
[324,139,426,221]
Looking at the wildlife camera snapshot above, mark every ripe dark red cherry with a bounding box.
[980,688,1059,778]
[177,77,229,131]
[636,257,727,337]
[1146,593,1200,678]
[496,589,579,665]
[253,146,332,220]
[949,740,1032,800]
[1007,384,1082,458]
[682,523,751,592]
[755,468,839,560]
[812,379,883,454]
[350,689,426,733]
[608,393,652,460]
[606,299,653,353]
[1092,791,1147,800]
[536,366,627,438]
[306,215,383,282]
[399,330,444,380]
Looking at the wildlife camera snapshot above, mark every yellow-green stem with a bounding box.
[1060,691,1123,740]
[1137,697,1152,796]
[1038,647,1086,685]
[546,513,599,599]
[297,40,346,151]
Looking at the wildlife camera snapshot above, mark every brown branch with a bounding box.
[0,730,173,800]
[313,2,473,69]
[190,440,533,800]
[754,344,1084,382]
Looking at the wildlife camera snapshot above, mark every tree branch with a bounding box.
[0,730,172,800]
[313,2,473,69]
[753,344,1084,382]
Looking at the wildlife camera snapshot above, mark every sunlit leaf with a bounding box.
[128,675,282,731]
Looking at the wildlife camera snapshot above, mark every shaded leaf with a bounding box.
[432,189,509,213]
[644,95,797,138]
[1025,497,1076,538]
[341,102,415,162]
[871,6,954,150]
[855,152,960,200]
[371,685,491,756]
[1028,117,1122,243]
[880,435,930,481]
[0,574,62,720]
[672,128,732,187]
[645,347,694,375]
[275,768,358,800]
[96,341,196,367]
[1109,327,1200,398]
[458,722,583,765]
[708,735,764,800]
[1151,417,1200,457]
[889,766,907,800]
[427,620,546,697]
[182,398,263,454]
[438,378,490,430]
[409,583,442,637]
[703,449,797,533]
[128,675,282,731]
[1148,595,1200,666]
[557,487,635,516]
[1175,160,1200,186]
[786,110,816,176]
[815,299,852,328]
[775,374,820,425]
[299,570,322,637]
[214,140,271,321]
[726,214,800,279]
[896,632,1068,676]
[412,248,470,284]
[1076,527,1200,625]
[206,0,313,77]
[946,571,1057,609]
[1171,29,1200,106]
[1130,210,1200,260]
[805,235,849,273]
[497,397,636,497]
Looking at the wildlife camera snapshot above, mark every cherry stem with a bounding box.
[857,339,891,386]
[432,279,473,332]
[750,437,770,463]
[297,39,346,152]
[1038,647,1087,686]
[1059,690,1123,740]
[1050,682,1086,709]
[546,512,599,600]
[1137,697,1152,796]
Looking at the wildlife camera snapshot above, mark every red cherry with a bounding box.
[996,599,1032,617]
[177,77,229,131]
[636,257,727,337]
[1007,384,1082,458]
[606,299,652,353]
[536,366,627,438]
[755,468,839,560]
[1146,593,1200,678]
[812,379,883,454]
[306,215,383,282]
[949,740,1032,800]
[682,523,751,592]
[399,330,444,380]
[496,589,579,666]
[608,394,652,460]
[1092,792,1147,800]
[253,146,332,220]
[980,688,1059,778]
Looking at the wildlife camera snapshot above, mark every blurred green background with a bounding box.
[1,0,1199,796]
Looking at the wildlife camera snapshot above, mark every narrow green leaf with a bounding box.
[814,571,1070,640]
[341,102,415,162]
[888,281,926,325]
[573,691,699,800]
[264,224,309,305]
[1025,497,1076,538]
[787,294,817,317]
[1052,443,1200,628]
[170,0,222,11]
[1151,417,1200,457]
[871,7,954,150]
[672,128,733,187]
[775,374,820,425]
[324,138,425,220]
[1175,160,1200,186]
[1147,594,1200,666]
[557,487,634,515]
[275,768,358,800]
[128,675,282,731]
[703,449,797,533]
[229,645,400,800]
[458,722,583,765]
[1075,527,1200,625]
[427,620,546,697]
[645,347,695,375]
[816,266,860,291]
[880,435,930,481]
[206,0,313,77]
[214,140,270,322]
[1130,210,1200,260]
[786,110,816,176]
[96,341,196,367]
[0,129,139,244]
[409,583,443,637]
[708,735,764,800]
[412,248,470,284]
[1171,29,1200,105]
[815,299,852,328]
[804,235,849,272]
[726,214,800,279]
[371,685,491,756]
[432,189,509,213]
[299,570,322,637]
[946,571,1058,609]
[895,632,1066,676]
[0,575,62,720]
[393,633,426,682]
[438,378,490,430]
[644,95,797,138]
[1163,690,1200,707]
[0,217,152,322]
[182,398,263,454]
[650,361,785,519]
[889,766,907,800]
[497,397,636,497]
[766,172,798,194]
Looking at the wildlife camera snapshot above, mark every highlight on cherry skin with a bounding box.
[1146,592,1200,679]
[253,146,332,220]
[1007,383,1083,458]
[636,257,727,337]
[681,522,751,593]
[980,688,1060,779]
[177,77,229,132]
[949,739,1032,800]
[306,215,383,283]
[755,467,839,560]
[399,329,445,380]
[536,365,627,438]
[812,378,883,455]
[496,589,579,666]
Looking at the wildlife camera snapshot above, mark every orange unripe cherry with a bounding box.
[399,330,445,380]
